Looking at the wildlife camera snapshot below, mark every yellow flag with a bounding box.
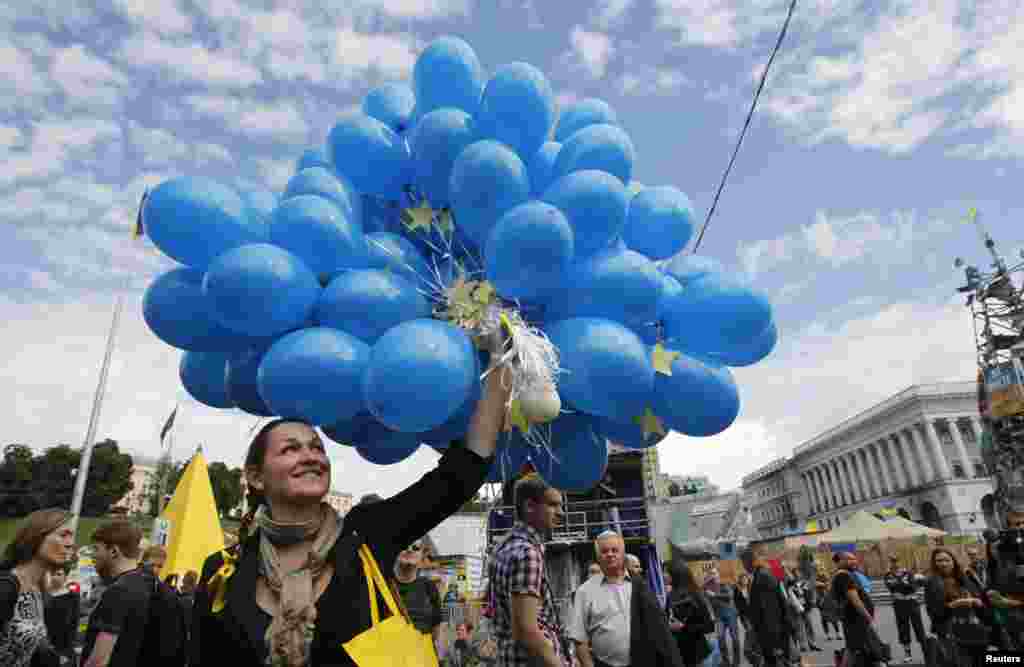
[805,520,819,533]
[158,450,225,580]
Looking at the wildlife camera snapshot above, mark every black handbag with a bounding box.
[949,609,990,647]
[863,625,892,663]
[924,634,958,667]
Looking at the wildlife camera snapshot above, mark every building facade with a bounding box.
[111,455,159,515]
[742,382,998,538]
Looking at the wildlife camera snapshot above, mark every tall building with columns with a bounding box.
[743,382,998,538]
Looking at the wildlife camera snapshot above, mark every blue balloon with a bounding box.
[485,434,534,483]
[706,320,778,367]
[413,36,484,115]
[226,345,275,416]
[361,195,400,234]
[203,243,321,337]
[532,413,608,492]
[269,195,366,278]
[554,98,618,142]
[546,318,653,422]
[656,273,684,319]
[257,327,369,425]
[284,167,361,225]
[323,413,421,462]
[327,113,412,199]
[662,254,723,287]
[363,232,432,287]
[297,148,331,172]
[144,268,252,352]
[417,372,482,443]
[356,433,422,465]
[363,319,477,432]
[661,273,773,356]
[144,177,266,269]
[410,108,477,208]
[322,411,371,446]
[623,186,695,260]
[316,269,431,344]
[237,188,277,224]
[485,201,573,301]
[552,123,635,186]
[545,247,661,326]
[477,62,555,162]
[528,142,561,197]
[543,170,628,258]
[652,354,739,437]
[179,351,233,408]
[450,140,531,246]
[363,83,416,132]
[597,415,667,449]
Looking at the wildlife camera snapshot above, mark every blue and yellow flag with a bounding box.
[132,188,149,239]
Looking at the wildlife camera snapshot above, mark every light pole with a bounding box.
[69,294,124,538]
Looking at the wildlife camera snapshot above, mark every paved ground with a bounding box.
[727,604,929,667]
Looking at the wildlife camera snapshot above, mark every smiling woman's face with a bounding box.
[249,422,331,507]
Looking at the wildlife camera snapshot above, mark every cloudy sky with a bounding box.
[3,0,1023,500]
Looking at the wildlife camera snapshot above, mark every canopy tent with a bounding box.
[817,510,934,543]
[882,514,947,537]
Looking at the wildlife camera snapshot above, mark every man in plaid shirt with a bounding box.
[489,474,569,667]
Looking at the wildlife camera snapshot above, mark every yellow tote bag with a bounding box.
[343,544,439,667]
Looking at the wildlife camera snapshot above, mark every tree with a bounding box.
[458,492,488,514]
[34,444,80,509]
[0,444,42,517]
[147,457,186,517]
[81,439,134,517]
[207,462,243,517]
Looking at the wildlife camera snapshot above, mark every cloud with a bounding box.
[0,43,53,114]
[186,95,309,144]
[562,26,615,80]
[653,0,788,50]
[2,118,121,187]
[354,0,471,19]
[618,66,690,96]
[737,209,953,278]
[0,293,447,500]
[661,294,976,489]
[110,0,193,35]
[330,28,418,81]
[129,123,191,166]
[50,45,130,110]
[116,31,263,88]
[592,0,634,28]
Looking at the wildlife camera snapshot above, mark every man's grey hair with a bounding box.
[625,554,641,566]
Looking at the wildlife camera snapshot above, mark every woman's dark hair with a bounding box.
[669,560,699,597]
[0,508,73,570]
[238,418,312,549]
[181,570,198,593]
[930,547,966,602]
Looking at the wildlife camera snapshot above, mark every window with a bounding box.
[952,463,966,479]
[974,463,988,478]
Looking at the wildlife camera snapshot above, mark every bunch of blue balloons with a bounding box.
[141,36,776,490]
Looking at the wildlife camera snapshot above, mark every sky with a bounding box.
[3,0,1024,500]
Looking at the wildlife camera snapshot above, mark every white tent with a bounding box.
[818,510,932,543]
[882,515,947,537]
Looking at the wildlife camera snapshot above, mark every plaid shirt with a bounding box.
[489,522,568,667]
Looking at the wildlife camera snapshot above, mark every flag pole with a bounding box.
[152,405,178,545]
[69,294,125,539]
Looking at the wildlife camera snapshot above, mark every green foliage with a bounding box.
[207,462,244,517]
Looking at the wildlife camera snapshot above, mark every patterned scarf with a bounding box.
[254,503,343,667]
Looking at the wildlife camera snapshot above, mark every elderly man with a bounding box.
[570,531,681,667]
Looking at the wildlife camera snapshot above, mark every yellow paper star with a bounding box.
[448,277,475,305]
[473,281,496,305]
[507,399,531,433]
[632,407,666,441]
[651,343,681,375]
[627,181,644,195]
[401,199,434,233]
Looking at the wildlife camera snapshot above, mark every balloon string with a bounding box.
[692,0,797,253]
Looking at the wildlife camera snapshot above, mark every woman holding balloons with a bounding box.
[188,332,511,667]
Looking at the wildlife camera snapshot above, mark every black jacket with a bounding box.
[631,577,684,667]
[748,567,788,653]
[189,443,489,667]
